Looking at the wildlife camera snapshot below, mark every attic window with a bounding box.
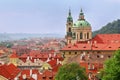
[118,47,120,48]
[109,47,111,48]
[83,46,86,48]
[95,46,98,48]
[68,46,71,48]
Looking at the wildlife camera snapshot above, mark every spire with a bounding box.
[79,8,85,20]
[69,9,71,16]
[80,8,83,15]
[67,8,73,23]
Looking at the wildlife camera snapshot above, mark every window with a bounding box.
[108,55,111,58]
[69,23,71,25]
[49,76,53,79]
[80,32,83,39]
[72,32,76,39]
[69,52,71,55]
[69,27,71,32]
[75,52,77,54]
[97,55,99,58]
[87,32,89,39]
[97,51,101,53]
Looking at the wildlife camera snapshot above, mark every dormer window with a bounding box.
[83,46,86,48]
[49,76,53,79]
[109,47,111,48]
[68,46,71,48]
[95,46,98,48]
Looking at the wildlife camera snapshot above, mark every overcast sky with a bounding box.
[0,0,120,34]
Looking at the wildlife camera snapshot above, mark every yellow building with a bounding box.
[9,53,19,66]
[66,9,92,44]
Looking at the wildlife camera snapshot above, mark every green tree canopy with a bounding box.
[55,63,87,80]
[101,50,120,80]
[93,19,120,37]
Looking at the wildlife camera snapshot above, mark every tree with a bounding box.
[55,63,87,80]
[101,50,120,80]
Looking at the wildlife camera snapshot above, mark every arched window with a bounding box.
[69,27,71,32]
[80,32,83,39]
[87,32,89,39]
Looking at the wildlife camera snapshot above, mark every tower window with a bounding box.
[69,23,71,25]
[80,32,83,39]
[72,32,76,39]
[69,28,71,32]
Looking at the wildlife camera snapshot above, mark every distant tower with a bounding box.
[65,9,92,44]
[66,9,73,44]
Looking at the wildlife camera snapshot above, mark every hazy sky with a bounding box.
[0,0,120,34]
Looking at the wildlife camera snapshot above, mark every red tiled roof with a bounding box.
[0,63,20,79]
[52,63,62,73]
[61,34,120,51]
[10,53,18,58]
[48,59,57,68]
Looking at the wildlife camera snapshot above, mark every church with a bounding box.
[66,9,92,44]
[61,9,120,79]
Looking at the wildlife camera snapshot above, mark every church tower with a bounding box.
[66,9,73,44]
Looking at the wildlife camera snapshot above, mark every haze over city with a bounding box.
[0,0,120,34]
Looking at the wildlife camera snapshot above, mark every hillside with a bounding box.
[93,19,120,37]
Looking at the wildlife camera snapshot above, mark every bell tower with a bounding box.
[66,9,73,44]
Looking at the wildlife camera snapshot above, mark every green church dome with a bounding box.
[73,20,91,28]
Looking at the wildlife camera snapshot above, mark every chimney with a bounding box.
[54,53,56,57]
[30,69,32,76]
[49,53,51,58]
[27,56,30,61]
[88,41,90,44]
[34,59,37,63]
[46,57,50,62]
[57,59,59,65]
[32,74,37,80]
[94,41,97,44]
[22,74,26,80]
